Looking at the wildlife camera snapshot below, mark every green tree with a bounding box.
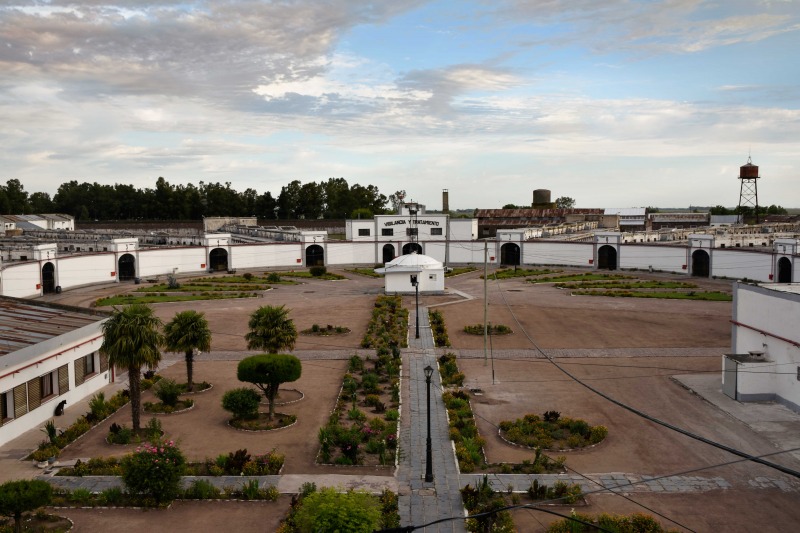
[555,196,575,209]
[121,440,186,504]
[0,479,53,533]
[294,488,381,533]
[28,192,54,213]
[245,305,297,354]
[3,179,29,214]
[709,205,733,215]
[164,310,212,392]
[237,354,302,420]
[100,304,164,432]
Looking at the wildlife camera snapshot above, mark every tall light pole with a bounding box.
[424,364,434,483]
[411,274,420,339]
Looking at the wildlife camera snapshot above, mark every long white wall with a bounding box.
[1,238,791,298]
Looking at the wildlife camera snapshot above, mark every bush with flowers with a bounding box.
[121,439,186,504]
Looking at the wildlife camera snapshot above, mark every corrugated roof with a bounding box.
[0,298,107,357]
[475,208,603,217]
[604,208,646,216]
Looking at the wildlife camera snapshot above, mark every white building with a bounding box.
[0,298,111,447]
[345,203,477,265]
[375,253,445,294]
[723,282,800,412]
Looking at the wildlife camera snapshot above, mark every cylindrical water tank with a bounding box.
[533,189,551,205]
[740,163,759,179]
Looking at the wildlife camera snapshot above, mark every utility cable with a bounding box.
[490,272,800,480]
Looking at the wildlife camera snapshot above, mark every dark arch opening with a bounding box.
[597,245,617,270]
[691,250,710,278]
[777,257,792,283]
[306,244,324,266]
[402,243,423,255]
[118,254,136,281]
[209,248,229,271]
[382,244,395,264]
[42,262,56,294]
[500,243,521,266]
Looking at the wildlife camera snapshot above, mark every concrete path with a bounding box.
[397,307,467,532]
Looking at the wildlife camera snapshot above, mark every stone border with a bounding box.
[261,388,304,407]
[226,414,297,433]
[181,383,214,395]
[496,428,605,453]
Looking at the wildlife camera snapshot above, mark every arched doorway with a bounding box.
[691,250,710,278]
[402,243,423,255]
[42,262,56,294]
[382,244,395,264]
[777,257,792,283]
[597,245,617,270]
[118,254,136,281]
[500,243,521,266]
[209,248,229,271]
[306,245,324,266]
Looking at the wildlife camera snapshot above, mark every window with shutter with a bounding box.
[58,364,70,393]
[14,384,28,418]
[99,353,109,372]
[75,357,86,386]
[27,378,42,409]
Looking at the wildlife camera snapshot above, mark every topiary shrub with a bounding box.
[309,266,327,277]
[221,388,261,420]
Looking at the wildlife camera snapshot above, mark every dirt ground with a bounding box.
[37,266,800,532]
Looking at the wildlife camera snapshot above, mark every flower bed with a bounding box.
[228,413,297,432]
[463,324,512,335]
[316,354,400,466]
[360,295,408,350]
[429,310,450,347]
[300,324,351,336]
[143,398,194,414]
[499,411,608,450]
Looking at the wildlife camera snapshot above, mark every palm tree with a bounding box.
[100,304,164,432]
[164,310,212,392]
[245,305,297,354]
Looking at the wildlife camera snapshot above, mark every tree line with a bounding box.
[0,177,389,221]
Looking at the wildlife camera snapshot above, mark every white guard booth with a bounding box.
[375,253,445,294]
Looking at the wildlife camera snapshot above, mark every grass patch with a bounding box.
[556,280,697,289]
[272,270,347,280]
[571,290,732,301]
[446,266,478,277]
[482,268,560,279]
[528,273,634,284]
[345,268,383,278]
[137,282,271,292]
[95,292,258,306]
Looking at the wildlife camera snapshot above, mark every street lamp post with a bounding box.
[411,274,420,339]
[424,364,434,483]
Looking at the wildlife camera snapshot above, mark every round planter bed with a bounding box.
[227,413,297,432]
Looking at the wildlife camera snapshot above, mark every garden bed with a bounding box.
[498,412,607,451]
[316,354,400,467]
[228,413,297,432]
[143,399,195,415]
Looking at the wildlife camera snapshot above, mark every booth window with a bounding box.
[382,228,394,236]
[358,228,371,236]
[431,228,443,236]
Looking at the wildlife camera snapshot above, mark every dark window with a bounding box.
[358,228,371,236]
[381,228,394,236]
[407,228,418,236]
[85,354,96,375]
[431,228,443,236]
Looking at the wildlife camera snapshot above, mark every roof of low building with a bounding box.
[375,252,443,274]
[0,298,109,358]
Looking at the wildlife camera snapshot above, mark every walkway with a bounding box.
[397,307,466,532]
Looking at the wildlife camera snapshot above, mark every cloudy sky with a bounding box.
[2,0,799,210]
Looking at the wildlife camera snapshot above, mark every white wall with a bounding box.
[620,245,688,273]
[137,247,208,277]
[731,283,800,411]
[326,242,376,265]
[384,268,445,294]
[57,255,117,289]
[230,243,303,270]
[712,250,772,280]
[525,242,593,267]
[0,262,42,298]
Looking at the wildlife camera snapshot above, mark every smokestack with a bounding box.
[442,189,449,214]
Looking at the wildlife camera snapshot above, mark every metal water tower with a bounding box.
[737,156,760,224]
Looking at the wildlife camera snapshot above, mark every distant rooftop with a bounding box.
[0,298,108,358]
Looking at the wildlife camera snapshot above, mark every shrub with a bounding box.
[153,378,182,407]
[590,425,608,444]
[184,479,220,500]
[384,409,399,422]
[88,392,110,421]
[222,388,261,420]
[121,440,186,504]
[309,266,327,277]
[360,373,380,395]
[543,410,561,423]
[266,272,281,283]
[348,355,364,373]
[99,487,124,506]
[108,424,133,445]
[294,488,381,533]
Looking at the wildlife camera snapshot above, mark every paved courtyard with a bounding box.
[4,267,799,531]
